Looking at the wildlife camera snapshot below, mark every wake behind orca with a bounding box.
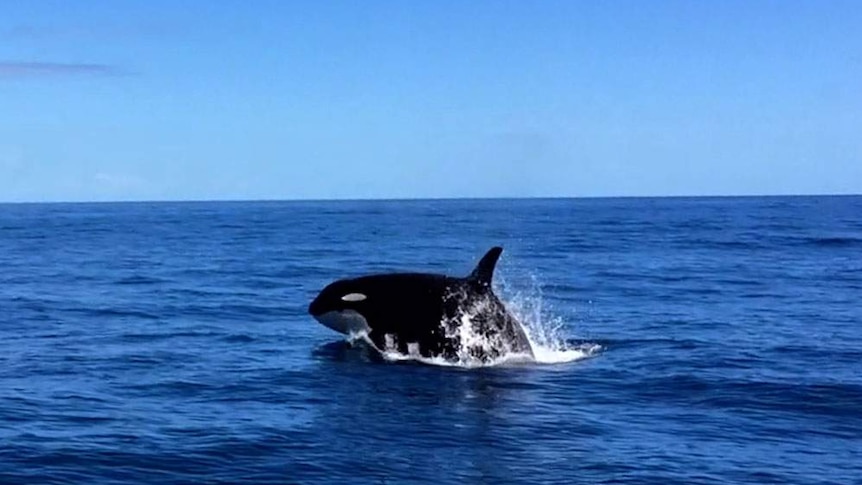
[308,247,534,363]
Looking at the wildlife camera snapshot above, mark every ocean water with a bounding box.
[1,196,860,484]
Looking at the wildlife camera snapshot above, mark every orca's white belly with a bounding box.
[314,310,371,335]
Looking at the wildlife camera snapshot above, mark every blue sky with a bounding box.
[1,1,860,202]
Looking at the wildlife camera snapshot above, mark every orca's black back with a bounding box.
[353,272,531,360]
[351,273,457,356]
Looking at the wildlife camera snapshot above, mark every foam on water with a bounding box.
[501,273,602,365]
[347,273,601,368]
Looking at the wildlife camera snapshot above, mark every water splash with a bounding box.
[346,273,601,368]
[499,273,602,365]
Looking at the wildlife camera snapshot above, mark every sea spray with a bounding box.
[348,271,600,367]
[497,272,602,365]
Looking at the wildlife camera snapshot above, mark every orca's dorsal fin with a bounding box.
[468,246,503,288]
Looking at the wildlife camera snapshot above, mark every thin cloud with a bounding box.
[0,61,128,78]
[2,23,178,41]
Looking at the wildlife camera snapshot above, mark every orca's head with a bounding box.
[308,278,373,336]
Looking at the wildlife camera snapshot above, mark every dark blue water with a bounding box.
[1,196,860,484]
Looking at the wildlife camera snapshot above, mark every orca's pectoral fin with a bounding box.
[468,246,503,288]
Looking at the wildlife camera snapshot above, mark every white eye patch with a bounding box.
[341,292,367,302]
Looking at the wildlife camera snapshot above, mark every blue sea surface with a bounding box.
[1,196,860,484]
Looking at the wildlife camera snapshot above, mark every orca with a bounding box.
[308,247,534,362]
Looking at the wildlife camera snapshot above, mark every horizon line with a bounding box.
[1,192,860,206]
